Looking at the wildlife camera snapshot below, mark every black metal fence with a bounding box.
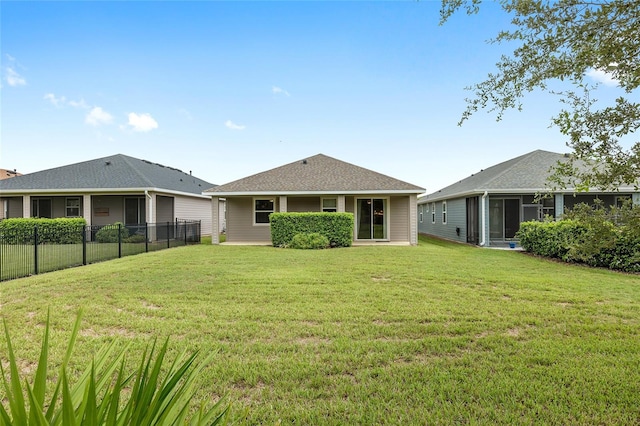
[0,220,201,282]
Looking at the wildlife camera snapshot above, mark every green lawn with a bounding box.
[1,236,639,424]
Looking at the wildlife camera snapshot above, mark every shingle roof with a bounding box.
[419,150,569,203]
[203,154,424,195]
[0,154,214,195]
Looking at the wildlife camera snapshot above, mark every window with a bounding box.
[616,195,631,208]
[125,197,146,225]
[431,203,436,224]
[31,198,52,218]
[419,205,423,223]
[254,199,274,224]
[442,201,447,224]
[322,198,337,212]
[66,197,80,217]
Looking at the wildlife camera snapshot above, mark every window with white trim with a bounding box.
[419,204,423,223]
[254,199,274,225]
[442,201,447,224]
[431,203,436,224]
[322,198,337,212]
[66,197,81,217]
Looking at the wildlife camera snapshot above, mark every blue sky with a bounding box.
[0,1,616,192]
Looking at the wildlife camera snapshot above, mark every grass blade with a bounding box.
[2,318,28,423]
[30,309,50,424]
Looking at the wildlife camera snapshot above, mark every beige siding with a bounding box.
[174,194,213,235]
[345,196,354,214]
[288,197,320,212]
[92,196,125,226]
[226,197,272,242]
[1,197,23,219]
[156,195,174,223]
[389,196,409,242]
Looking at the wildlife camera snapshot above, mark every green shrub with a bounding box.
[0,218,86,245]
[124,233,146,243]
[95,222,129,243]
[0,310,229,425]
[517,202,640,272]
[289,233,330,249]
[270,212,353,248]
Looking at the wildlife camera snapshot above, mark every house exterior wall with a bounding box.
[1,197,24,219]
[91,196,126,226]
[156,195,174,223]
[389,196,409,242]
[288,197,321,212]
[222,194,416,244]
[225,197,274,242]
[174,194,213,235]
[418,198,467,243]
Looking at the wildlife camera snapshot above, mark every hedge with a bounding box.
[270,212,354,248]
[517,216,640,273]
[0,217,87,244]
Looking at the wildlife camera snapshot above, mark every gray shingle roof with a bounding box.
[203,154,424,195]
[0,154,214,195]
[419,150,569,203]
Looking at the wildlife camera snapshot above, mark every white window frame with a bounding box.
[431,203,436,224]
[253,198,275,226]
[65,197,81,217]
[419,204,423,223]
[321,197,338,212]
[442,201,447,224]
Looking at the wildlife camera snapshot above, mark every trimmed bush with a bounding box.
[517,202,640,273]
[95,222,129,243]
[270,212,354,248]
[0,218,86,245]
[290,233,330,249]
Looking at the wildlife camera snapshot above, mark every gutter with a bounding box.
[145,190,153,223]
[480,191,488,246]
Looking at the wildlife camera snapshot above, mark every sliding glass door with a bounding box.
[357,198,387,240]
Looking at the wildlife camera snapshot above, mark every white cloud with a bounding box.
[272,85,290,96]
[128,112,158,132]
[85,107,114,126]
[6,67,26,86]
[225,120,245,130]
[68,98,89,109]
[586,68,619,87]
[44,93,66,107]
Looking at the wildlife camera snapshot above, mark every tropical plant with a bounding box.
[0,310,229,425]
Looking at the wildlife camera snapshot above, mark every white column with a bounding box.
[409,194,418,245]
[22,195,31,218]
[279,196,287,212]
[337,195,345,212]
[83,194,92,226]
[211,197,220,244]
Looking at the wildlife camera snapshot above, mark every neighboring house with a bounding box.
[0,154,223,236]
[418,150,640,247]
[202,154,425,245]
[0,169,22,180]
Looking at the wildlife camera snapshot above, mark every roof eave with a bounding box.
[203,189,425,197]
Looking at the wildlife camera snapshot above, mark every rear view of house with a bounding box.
[418,150,640,247]
[0,154,220,236]
[203,154,425,245]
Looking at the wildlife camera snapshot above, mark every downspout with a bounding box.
[145,190,153,224]
[480,191,488,246]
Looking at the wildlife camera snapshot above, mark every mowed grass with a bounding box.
[1,236,639,424]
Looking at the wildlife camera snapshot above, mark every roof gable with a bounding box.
[204,154,424,194]
[0,154,214,195]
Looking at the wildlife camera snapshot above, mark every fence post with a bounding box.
[82,226,87,265]
[118,223,122,258]
[145,222,149,253]
[166,222,170,248]
[34,225,39,275]
[184,221,187,245]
